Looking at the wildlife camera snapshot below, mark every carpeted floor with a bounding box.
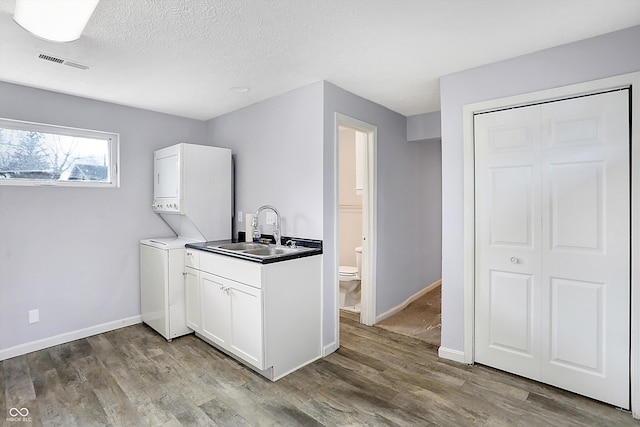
[375,285,441,346]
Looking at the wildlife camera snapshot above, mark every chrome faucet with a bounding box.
[252,205,282,246]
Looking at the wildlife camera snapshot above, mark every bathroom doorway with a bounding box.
[335,114,377,326]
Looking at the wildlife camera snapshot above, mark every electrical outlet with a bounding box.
[238,211,243,223]
[29,309,39,324]
[265,211,277,225]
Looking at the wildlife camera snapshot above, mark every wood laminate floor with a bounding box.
[2,312,636,426]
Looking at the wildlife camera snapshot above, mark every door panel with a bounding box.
[549,115,602,147]
[550,162,603,251]
[488,270,534,356]
[475,89,630,409]
[489,126,533,152]
[490,167,533,246]
[549,277,603,372]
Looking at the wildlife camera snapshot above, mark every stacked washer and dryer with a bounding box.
[140,143,232,340]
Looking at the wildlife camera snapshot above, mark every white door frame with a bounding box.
[461,72,640,416]
[334,113,377,331]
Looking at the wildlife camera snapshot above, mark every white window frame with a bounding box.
[0,117,120,188]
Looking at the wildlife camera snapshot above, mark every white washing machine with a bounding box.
[140,237,197,340]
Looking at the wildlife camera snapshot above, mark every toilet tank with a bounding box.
[355,246,362,277]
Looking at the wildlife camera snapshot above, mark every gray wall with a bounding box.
[0,81,206,353]
[206,82,325,240]
[323,82,442,345]
[407,111,441,143]
[440,25,640,352]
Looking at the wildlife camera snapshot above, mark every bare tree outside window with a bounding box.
[0,119,118,187]
[0,130,50,175]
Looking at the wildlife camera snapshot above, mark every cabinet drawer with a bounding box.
[185,248,200,269]
[200,252,262,288]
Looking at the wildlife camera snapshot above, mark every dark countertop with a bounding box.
[185,236,322,264]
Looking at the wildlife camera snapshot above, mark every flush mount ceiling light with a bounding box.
[13,0,100,43]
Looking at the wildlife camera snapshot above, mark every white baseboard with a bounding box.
[438,346,467,364]
[375,279,442,323]
[323,341,339,356]
[0,315,142,361]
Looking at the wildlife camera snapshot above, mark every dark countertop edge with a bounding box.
[185,236,323,264]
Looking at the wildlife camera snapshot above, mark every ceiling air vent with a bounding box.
[38,53,64,64]
[38,53,90,71]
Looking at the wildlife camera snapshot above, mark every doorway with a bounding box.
[337,126,364,314]
[335,114,377,326]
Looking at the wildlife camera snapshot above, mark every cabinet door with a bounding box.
[228,282,263,369]
[200,272,229,347]
[184,267,200,331]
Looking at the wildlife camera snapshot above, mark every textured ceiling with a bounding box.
[0,0,639,121]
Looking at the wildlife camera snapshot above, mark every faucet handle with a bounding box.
[285,240,297,248]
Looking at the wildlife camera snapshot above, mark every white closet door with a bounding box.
[474,89,630,409]
[539,92,630,408]
[474,103,543,380]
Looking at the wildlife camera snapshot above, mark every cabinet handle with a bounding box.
[183,272,187,277]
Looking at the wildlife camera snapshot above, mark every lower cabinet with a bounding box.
[185,249,322,381]
[200,272,263,368]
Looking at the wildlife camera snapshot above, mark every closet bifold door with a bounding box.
[474,89,630,409]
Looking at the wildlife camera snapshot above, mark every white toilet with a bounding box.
[339,246,362,310]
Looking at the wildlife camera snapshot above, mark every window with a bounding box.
[0,118,119,187]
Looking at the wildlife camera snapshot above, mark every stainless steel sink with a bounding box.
[204,242,316,260]
[243,247,297,257]
[213,242,268,251]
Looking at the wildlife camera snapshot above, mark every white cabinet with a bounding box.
[185,249,322,381]
[200,272,263,368]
